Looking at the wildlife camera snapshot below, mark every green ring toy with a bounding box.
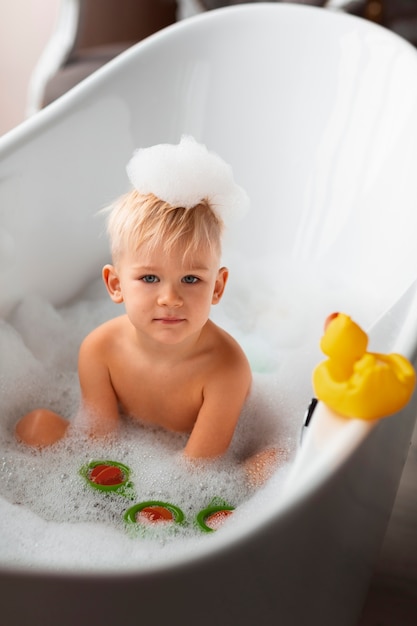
[196,505,235,533]
[80,460,135,498]
[124,500,185,525]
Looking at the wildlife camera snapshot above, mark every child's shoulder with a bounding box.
[207,320,249,365]
[204,321,252,390]
[80,315,128,353]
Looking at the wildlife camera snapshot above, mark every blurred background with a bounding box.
[0,0,59,135]
[1,0,417,136]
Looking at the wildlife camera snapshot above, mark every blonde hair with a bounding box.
[105,191,224,263]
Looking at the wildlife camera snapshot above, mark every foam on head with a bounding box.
[105,136,250,264]
[126,135,250,219]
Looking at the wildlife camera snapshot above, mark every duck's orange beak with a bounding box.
[324,312,339,331]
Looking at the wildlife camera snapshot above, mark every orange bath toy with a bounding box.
[313,313,416,420]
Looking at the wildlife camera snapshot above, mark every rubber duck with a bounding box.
[312,312,416,420]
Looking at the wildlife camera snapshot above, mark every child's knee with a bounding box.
[15,408,69,447]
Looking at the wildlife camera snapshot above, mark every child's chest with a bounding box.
[108,353,206,432]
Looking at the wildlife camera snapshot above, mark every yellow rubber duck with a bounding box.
[313,312,416,420]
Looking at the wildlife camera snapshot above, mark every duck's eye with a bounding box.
[182,275,199,284]
[141,275,159,283]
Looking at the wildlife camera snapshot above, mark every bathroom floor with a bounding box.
[357,417,417,625]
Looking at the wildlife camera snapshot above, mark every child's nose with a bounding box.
[157,283,183,307]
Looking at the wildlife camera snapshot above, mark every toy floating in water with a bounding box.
[124,501,185,527]
[80,460,135,498]
[196,504,235,532]
[313,312,416,420]
[80,462,235,532]
[124,497,234,533]
[90,464,125,485]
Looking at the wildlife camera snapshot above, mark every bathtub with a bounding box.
[2,3,417,625]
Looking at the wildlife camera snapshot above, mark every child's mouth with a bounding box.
[155,317,185,324]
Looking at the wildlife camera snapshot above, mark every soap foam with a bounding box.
[0,266,389,572]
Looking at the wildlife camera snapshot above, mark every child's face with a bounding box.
[103,242,228,347]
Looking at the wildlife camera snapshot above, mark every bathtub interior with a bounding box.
[1,3,417,573]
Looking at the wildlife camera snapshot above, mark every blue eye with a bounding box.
[141,275,159,283]
[182,275,199,284]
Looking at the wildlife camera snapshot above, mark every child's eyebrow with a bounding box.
[132,264,211,272]
[133,265,159,272]
[185,265,210,272]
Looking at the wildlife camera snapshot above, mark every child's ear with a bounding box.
[102,264,124,303]
[212,267,229,304]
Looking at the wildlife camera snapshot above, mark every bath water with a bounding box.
[0,265,387,571]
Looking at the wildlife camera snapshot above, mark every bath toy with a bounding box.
[137,505,176,523]
[124,497,235,532]
[124,501,185,526]
[196,498,235,533]
[313,312,416,420]
[80,460,135,498]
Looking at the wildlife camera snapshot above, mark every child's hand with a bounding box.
[244,447,284,487]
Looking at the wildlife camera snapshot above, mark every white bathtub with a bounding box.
[1,4,417,625]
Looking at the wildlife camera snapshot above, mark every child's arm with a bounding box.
[183,352,252,459]
[76,331,120,437]
[15,329,120,447]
